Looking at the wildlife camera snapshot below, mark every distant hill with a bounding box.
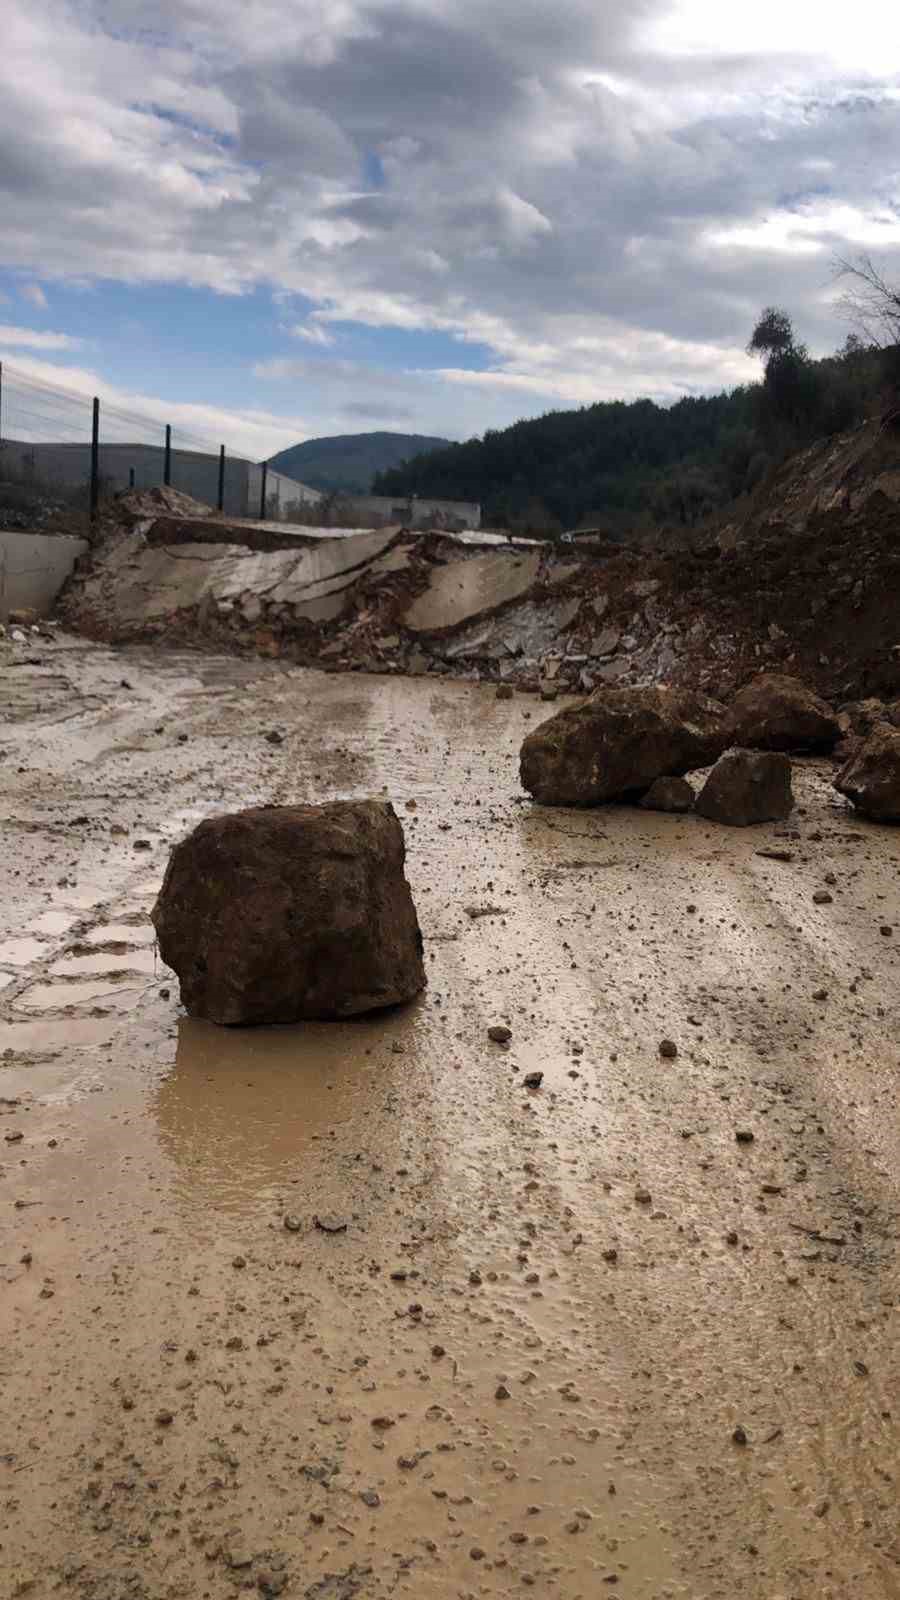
[268,432,451,495]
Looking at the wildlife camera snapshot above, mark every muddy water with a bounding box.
[1,637,898,1600]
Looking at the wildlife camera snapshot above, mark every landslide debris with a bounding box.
[694,749,794,827]
[152,801,425,1024]
[728,672,839,752]
[833,724,900,822]
[519,685,729,807]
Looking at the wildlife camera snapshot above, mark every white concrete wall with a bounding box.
[1,440,322,522]
[330,493,481,530]
[0,530,88,621]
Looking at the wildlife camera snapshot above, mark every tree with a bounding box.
[834,254,900,407]
[834,254,900,348]
[747,307,798,364]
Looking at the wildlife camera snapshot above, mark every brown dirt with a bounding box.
[1,636,899,1600]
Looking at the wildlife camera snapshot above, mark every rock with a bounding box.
[519,685,729,807]
[539,681,559,702]
[833,724,900,822]
[695,749,793,827]
[732,1425,748,1446]
[812,890,833,905]
[152,801,425,1024]
[488,1024,512,1044]
[729,673,839,752]
[8,607,39,626]
[495,683,514,700]
[735,1130,755,1144]
[639,775,695,813]
[265,729,284,745]
[658,1039,678,1059]
[314,1214,348,1233]
[283,1214,303,1232]
[523,1071,543,1089]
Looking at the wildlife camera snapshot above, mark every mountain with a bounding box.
[267,432,451,495]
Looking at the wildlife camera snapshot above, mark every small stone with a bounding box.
[470,1547,486,1561]
[389,1267,408,1281]
[265,730,284,745]
[634,1187,652,1205]
[495,1383,511,1401]
[488,1024,512,1044]
[726,1230,739,1246]
[658,1039,678,1059]
[812,890,833,905]
[371,1416,395,1430]
[360,1489,381,1508]
[4,1130,24,1143]
[523,1071,543,1089]
[232,1254,247,1268]
[812,988,828,1002]
[283,1214,303,1232]
[496,684,514,701]
[155,1409,175,1427]
[880,925,893,937]
[735,1130,755,1144]
[732,1425,748,1446]
[314,1213,348,1233]
[133,838,152,850]
[601,1248,618,1263]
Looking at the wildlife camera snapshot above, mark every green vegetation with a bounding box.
[268,431,451,495]
[373,316,894,535]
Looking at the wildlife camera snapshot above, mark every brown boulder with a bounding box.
[152,801,425,1024]
[833,725,900,822]
[695,748,794,826]
[639,775,695,813]
[519,685,729,807]
[729,673,839,752]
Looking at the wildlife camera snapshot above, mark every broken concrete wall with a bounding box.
[0,529,89,621]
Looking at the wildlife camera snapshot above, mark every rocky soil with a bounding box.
[1,634,898,1600]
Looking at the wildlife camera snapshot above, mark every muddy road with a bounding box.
[1,637,898,1600]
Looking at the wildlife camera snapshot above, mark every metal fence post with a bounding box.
[259,460,268,519]
[129,467,135,488]
[217,444,226,512]
[0,360,3,447]
[164,424,172,487]
[90,396,100,524]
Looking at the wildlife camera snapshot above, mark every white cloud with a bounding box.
[0,325,81,350]
[20,283,48,309]
[1,0,899,436]
[0,352,315,458]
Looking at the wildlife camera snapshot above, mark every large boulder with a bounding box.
[729,673,839,753]
[152,801,425,1024]
[695,748,794,826]
[519,685,729,807]
[833,725,900,822]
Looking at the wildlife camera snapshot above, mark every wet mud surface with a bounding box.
[1,637,898,1600]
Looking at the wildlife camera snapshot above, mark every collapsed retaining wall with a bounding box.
[0,529,89,622]
[58,480,900,703]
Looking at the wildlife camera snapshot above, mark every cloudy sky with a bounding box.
[2,0,900,455]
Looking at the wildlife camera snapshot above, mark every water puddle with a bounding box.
[27,910,77,937]
[1,1016,120,1050]
[0,936,51,967]
[84,920,156,946]
[15,976,151,1011]
[49,948,162,977]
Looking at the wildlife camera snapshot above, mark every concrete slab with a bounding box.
[402,549,542,633]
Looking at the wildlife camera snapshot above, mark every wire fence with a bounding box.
[0,360,319,529]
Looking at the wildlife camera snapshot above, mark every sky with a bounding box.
[1,0,900,457]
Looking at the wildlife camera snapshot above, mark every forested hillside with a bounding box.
[374,319,889,533]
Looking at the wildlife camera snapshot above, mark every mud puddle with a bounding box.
[1,639,898,1600]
